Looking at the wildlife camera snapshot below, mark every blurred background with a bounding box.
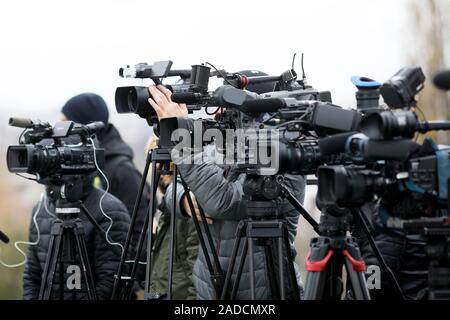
[0,0,449,299]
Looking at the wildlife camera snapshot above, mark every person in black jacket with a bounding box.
[61,93,150,259]
[23,176,130,300]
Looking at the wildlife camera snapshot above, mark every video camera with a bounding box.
[316,66,450,221]
[7,117,105,184]
[114,61,223,125]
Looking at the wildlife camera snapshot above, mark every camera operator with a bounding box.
[23,173,131,299]
[61,93,150,256]
[147,80,306,300]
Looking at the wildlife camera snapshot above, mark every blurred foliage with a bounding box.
[410,0,450,143]
[0,165,29,299]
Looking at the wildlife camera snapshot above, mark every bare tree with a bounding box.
[409,0,450,143]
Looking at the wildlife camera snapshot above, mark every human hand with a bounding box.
[181,192,213,224]
[147,85,188,120]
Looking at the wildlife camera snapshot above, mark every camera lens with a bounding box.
[127,88,138,113]
[317,166,346,205]
[115,86,155,119]
[361,111,418,140]
[6,145,29,172]
[360,113,384,140]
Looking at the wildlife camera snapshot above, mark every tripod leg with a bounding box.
[342,239,370,300]
[180,177,223,297]
[74,223,98,300]
[167,166,178,299]
[143,161,161,298]
[277,237,285,300]
[39,222,63,300]
[354,208,403,299]
[220,220,246,300]
[69,232,77,300]
[198,205,223,273]
[230,239,248,300]
[59,232,66,300]
[112,151,152,299]
[303,238,333,300]
[248,235,256,300]
[264,244,280,300]
[280,183,319,234]
[282,223,300,300]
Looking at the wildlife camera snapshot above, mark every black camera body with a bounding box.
[380,67,425,109]
[317,139,450,214]
[115,61,205,125]
[7,118,104,183]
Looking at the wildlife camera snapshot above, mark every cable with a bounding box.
[43,195,57,219]
[206,106,222,115]
[90,138,146,265]
[0,193,44,268]
[90,138,124,254]
[15,173,37,181]
[18,128,26,143]
[205,62,235,87]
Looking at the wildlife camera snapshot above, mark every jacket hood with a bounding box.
[99,124,134,160]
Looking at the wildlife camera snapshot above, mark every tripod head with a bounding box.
[239,175,285,219]
[317,206,354,237]
[45,174,94,219]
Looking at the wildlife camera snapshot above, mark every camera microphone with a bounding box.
[79,121,105,135]
[433,69,450,91]
[9,117,34,128]
[171,92,203,104]
[240,98,287,113]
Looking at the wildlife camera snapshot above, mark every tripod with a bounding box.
[220,175,318,300]
[112,147,224,300]
[38,178,109,300]
[303,208,370,300]
[220,200,299,300]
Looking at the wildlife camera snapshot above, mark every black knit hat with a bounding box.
[61,93,109,125]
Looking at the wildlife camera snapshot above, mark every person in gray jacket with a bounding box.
[146,82,306,300]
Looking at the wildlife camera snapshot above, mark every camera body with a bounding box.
[7,118,104,183]
[380,67,426,109]
[317,138,450,216]
[115,61,204,125]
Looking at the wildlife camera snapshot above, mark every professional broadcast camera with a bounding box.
[114,60,219,125]
[6,117,109,300]
[299,66,450,300]
[7,117,105,185]
[158,61,363,178]
[317,67,450,208]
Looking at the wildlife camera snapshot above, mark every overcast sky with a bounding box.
[0,0,413,121]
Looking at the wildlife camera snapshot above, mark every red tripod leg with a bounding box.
[342,238,371,300]
[303,237,334,300]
